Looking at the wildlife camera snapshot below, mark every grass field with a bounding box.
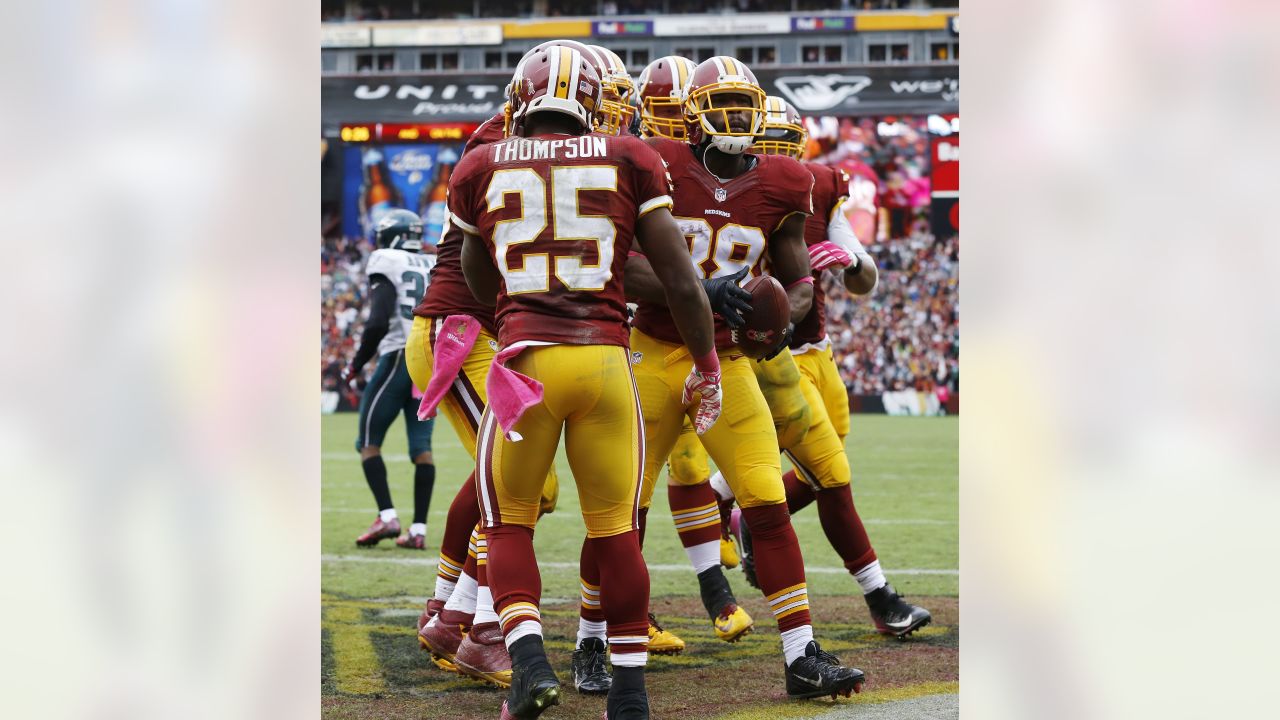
[322,413,957,719]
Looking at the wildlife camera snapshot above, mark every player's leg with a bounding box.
[667,421,741,570]
[477,347,567,718]
[572,537,610,694]
[455,528,517,687]
[665,422,724,575]
[562,345,651,718]
[419,526,480,671]
[789,352,931,638]
[698,356,864,696]
[408,317,489,616]
[627,329,694,653]
[398,360,436,549]
[662,411,754,643]
[353,351,404,546]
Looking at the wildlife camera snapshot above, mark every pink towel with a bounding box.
[416,315,481,421]
[486,344,545,442]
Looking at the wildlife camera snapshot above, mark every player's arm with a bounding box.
[635,208,716,357]
[768,212,814,323]
[827,208,878,295]
[636,206,723,434]
[343,276,396,385]
[460,230,499,306]
[625,253,753,328]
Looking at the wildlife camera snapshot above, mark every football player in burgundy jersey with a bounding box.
[410,40,608,684]
[730,96,933,637]
[622,56,865,699]
[451,46,720,720]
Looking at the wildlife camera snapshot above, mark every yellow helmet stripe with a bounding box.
[722,56,738,76]
[555,47,573,100]
[674,56,689,92]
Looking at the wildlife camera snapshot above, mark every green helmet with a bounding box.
[375,209,425,252]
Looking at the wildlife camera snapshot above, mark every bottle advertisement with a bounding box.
[341,143,462,243]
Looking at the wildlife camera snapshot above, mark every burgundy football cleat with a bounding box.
[396,532,426,550]
[418,598,446,632]
[355,516,401,547]
[454,622,513,687]
[419,608,473,672]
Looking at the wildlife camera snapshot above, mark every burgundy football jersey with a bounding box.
[448,132,673,348]
[631,138,814,350]
[791,162,851,347]
[414,113,507,333]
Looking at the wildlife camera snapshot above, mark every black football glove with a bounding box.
[761,323,795,361]
[701,267,753,329]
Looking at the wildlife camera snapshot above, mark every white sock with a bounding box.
[853,560,886,595]
[709,471,734,502]
[409,522,426,537]
[780,625,814,665]
[577,618,607,645]
[685,539,721,574]
[608,640,649,668]
[443,571,477,613]
[380,508,398,523]
[474,584,500,625]
[504,619,542,648]
[432,576,457,603]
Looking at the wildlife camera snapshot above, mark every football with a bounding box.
[733,275,790,359]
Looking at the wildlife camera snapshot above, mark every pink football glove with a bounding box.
[807,241,853,272]
[682,368,723,435]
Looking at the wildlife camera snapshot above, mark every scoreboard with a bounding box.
[339,122,481,143]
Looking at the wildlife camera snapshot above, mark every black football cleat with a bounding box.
[784,640,865,699]
[865,583,932,639]
[499,656,561,719]
[572,637,612,695]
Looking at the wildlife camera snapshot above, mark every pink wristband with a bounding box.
[693,350,720,375]
[785,276,815,290]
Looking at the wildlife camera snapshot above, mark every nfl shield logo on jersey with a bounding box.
[714,188,728,203]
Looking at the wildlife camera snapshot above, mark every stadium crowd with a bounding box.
[321,230,372,403]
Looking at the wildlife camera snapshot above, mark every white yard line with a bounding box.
[321,507,954,525]
[321,553,957,576]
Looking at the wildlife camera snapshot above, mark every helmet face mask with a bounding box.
[376,209,425,252]
[684,56,766,155]
[638,55,697,141]
[753,95,808,160]
[590,46,637,135]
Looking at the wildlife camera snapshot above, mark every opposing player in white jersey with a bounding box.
[343,209,441,549]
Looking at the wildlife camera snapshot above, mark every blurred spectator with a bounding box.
[823,232,959,396]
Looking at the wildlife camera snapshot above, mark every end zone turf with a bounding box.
[322,414,957,719]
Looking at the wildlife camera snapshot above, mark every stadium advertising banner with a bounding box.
[931,131,959,235]
[592,20,654,37]
[341,142,464,241]
[322,65,958,129]
[652,14,791,36]
[792,16,856,32]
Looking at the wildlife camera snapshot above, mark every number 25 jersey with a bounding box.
[447,132,674,348]
[632,138,815,350]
